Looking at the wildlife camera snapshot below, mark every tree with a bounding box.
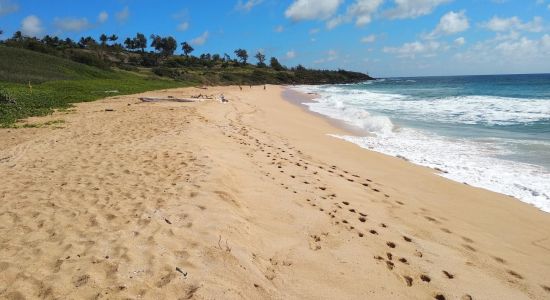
[99,34,108,46]
[12,31,23,41]
[181,41,194,56]
[109,34,118,44]
[270,57,284,71]
[234,49,248,64]
[43,35,53,46]
[162,36,177,57]
[255,51,266,67]
[124,37,135,50]
[150,34,177,57]
[79,36,97,48]
[64,38,75,48]
[150,34,162,52]
[135,33,147,52]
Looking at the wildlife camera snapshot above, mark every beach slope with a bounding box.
[0,86,549,299]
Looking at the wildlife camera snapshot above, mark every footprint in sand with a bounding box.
[420,274,431,282]
[507,270,523,279]
[442,270,454,279]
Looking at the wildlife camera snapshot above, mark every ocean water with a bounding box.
[293,74,550,212]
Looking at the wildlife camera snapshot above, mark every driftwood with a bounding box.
[139,97,197,103]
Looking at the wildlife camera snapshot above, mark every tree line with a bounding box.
[0,30,286,70]
[0,29,372,85]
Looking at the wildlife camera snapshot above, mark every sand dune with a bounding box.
[1,86,549,299]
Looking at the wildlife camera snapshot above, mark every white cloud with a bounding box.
[274,25,284,32]
[454,36,465,45]
[385,0,451,19]
[177,21,189,31]
[235,0,263,12]
[361,34,376,43]
[309,28,320,34]
[482,16,543,33]
[116,6,129,23]
[325,0,384,29]
[0,0,19,16]
[383,40,444,58]
[455,33,550,72]
[21,15,43,37]
[285,0,343,21]
[427,10,469,38]
[98,11,108,23]
[326,15,346,29]
[347,0,384,26]
[190,31,209,46]
[54,17,91,32]
[315,49,339,64]
[285,50,296,59]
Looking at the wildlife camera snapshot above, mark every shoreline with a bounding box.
[1,85,549,299]
[281,87,370,137]
[283,85,550,213]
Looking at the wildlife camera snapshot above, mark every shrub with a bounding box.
[152,67,177,78]
[69,51,110,69]
[0,89,16,105]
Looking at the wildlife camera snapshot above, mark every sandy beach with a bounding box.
[1,85,549,299]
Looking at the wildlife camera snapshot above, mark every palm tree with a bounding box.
[99,34,108,46]
[109,34,118,44]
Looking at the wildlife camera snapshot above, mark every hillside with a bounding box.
[0,46,116,84]
[0,46,184,126]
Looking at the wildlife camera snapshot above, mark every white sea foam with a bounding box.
[292,85,550,212]
[296,85,550,126]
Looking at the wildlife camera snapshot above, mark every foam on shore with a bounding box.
[292,84,550,212]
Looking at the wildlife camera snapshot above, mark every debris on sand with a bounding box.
[139,97,197,103]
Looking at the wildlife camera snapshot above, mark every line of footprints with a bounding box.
[217,119,550,300]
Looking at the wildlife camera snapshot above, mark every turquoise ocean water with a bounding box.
[294,74,550,212]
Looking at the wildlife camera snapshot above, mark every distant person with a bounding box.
[239,86,242,91]
[249,85,252,89]
[263,85,266,90]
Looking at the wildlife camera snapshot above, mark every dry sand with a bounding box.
[1,85,549,299]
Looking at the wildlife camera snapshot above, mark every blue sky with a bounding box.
[1,0,550,77]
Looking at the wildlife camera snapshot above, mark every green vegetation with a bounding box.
[0,46,184,126]
[0,30,373,126]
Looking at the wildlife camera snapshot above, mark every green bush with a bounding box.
[0,88,16,104]
[69,51,110,69]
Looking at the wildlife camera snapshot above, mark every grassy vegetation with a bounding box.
[0,46,186,126]
[0,46,113,83]
[151,65,370,86]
